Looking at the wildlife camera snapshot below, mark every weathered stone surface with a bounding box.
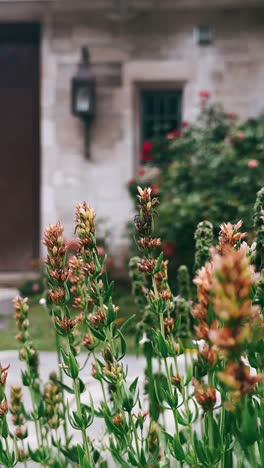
[2,3,262,271]
[0,289,18,315]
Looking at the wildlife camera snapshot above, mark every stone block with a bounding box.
[55,118,83,153]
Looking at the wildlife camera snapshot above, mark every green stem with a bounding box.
[207,410,214,456]
[55,427,65,467]
[55,332,69,444]
[21,439,28,468]
[28,387,42,449]
[145,343,159,421]
[184,352,189,401]
[66,336,92,466]
[219,405,226,468]
[206,372,215,468]
[181,385,198,467]
[159,311,180,436]
[65,336,92,466]
[164,358,179,437]
[129,412,141,465]
[73,378,92,466]
[5,437,11,468]
[100,378,107,404]
[257,369,264,463]
[249,443,257,467]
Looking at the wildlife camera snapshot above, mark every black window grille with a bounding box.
[140,89,182,144]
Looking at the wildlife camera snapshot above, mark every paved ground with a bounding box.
[0,288,17,329]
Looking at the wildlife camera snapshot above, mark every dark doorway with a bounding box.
[0,24,40,271]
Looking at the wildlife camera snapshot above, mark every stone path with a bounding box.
[0,288,17,329]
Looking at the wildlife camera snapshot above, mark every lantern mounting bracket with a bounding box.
[71,46,96,158]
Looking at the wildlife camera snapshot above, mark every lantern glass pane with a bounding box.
[76,87,90,112]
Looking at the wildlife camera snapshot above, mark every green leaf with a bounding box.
[61,445,79,463]
[239,398,259,446]
[1,417,9,439]
[38,400,45,418]
[60,348,69,366]
[129,377,139,396]
[68,351,79,379]
[117,329,126,360]
[64,282,71,303]
[176,410,189,426]
[184,363,193,386]
[120,314,136,334]
[169,435,185,461]
[104,281,114,303]
[106,297,116,326]
[211,415,221,448]
[153,252,164,274]
[193,432,209,466]
[89,326,106,341]
[77,444,90,467]
[50,377,74,394]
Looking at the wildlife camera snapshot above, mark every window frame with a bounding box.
[139,87,182,147]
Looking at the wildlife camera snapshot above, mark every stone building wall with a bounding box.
[2,1,264,270]
[41,6,264,269]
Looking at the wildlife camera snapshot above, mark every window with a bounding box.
[140,88,182,144]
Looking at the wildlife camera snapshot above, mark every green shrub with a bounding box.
[129,94,264,270]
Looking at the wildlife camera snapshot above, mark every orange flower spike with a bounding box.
[208,327,236,349]
[211,247,258,322]
[75,202,96,250]
[193,378,216,411]
[218,220,247,254]
[194,320,210,340]
[193,262,213,326]
[54,312,84,335]
[0,399,8,418]
[200,343,218,367]
[194,263,212,307]
[218,361,264,400]
[0,363,10,386]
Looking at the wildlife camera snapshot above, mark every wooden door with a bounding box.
[0,24,40,271]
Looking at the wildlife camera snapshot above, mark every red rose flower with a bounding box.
[248,159,259,168]
[163,241,176,257]
[32,283,40,292]
[167,129,182,140]
[226,112,237,120]
[151,184,160,195]
[97,246,105,256]
[129,178,136,185]
[181,120,189,128]
[137,167,145,176]
[140,152,153,162]
[199,90,211,99]
[236,131,245,141]
[142,140,153,153]
[140,140,153,162]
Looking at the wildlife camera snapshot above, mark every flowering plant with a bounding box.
[129,94,264,270]
[1,187,264,467]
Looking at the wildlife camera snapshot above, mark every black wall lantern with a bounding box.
[71,47,96,158]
